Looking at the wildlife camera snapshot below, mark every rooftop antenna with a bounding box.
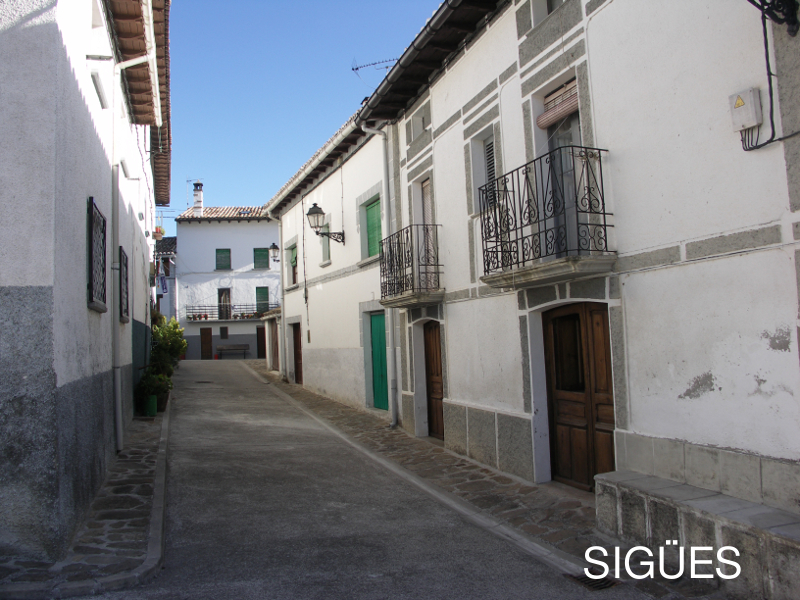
[352,58,397,86]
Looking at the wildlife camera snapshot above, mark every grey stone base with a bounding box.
[617,430,800,515]
[443,402,533,481]
[596,470,800,600]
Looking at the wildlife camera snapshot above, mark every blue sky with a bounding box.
[161,0,443,234]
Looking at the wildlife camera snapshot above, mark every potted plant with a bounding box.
[203,313,208,320]
[135,369,172,416]
[153,226,164,241]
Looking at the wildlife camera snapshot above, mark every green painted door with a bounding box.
[370,313,388,410]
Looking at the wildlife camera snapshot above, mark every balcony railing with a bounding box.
[185,303,279,322]
[380,224,442,301]
[479,145,611,275]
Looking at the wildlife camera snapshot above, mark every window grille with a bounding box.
[119,246,129,322]
[253,248,270,269]
[87,197,107,311]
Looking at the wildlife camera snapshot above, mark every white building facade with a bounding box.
[176,183,281,361]
[0,0,171,559]
[270,1,800,595]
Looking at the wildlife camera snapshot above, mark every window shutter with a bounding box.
[485,139,496,184]
[256,286,270,313]
[216,248,231,270]
[366,200,382,257]
[254,248,270,269]
[290,246,297,266]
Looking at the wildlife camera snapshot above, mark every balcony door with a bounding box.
[543,302,614,491]
[547,113,581,258]
[218,288,231,320]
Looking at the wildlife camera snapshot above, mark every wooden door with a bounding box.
[424,321,444,440]
[370,313,388,411]
[269,320,279,371]
[200,327,212,360]
[292,324,303,384]
[256,326,266,359]
[543,303,614,491]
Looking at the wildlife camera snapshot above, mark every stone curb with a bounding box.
[240,363,587,578]
[0,402,172,600]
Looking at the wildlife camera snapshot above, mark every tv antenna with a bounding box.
[351,58,397,84]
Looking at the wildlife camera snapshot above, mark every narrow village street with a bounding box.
[80,361,651,600]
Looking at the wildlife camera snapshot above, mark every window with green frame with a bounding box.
[366,199,382,257]
[256,286,270,313]
[321,225,330,262]
[253,247,270,269]
[216,248,231,270]
[289,245,298,285]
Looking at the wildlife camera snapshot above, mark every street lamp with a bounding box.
[306,203,345,244]
[268,242,280,262]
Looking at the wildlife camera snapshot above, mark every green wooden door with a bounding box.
[370,313,388,410]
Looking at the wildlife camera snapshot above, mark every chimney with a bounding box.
[192,181,204,217]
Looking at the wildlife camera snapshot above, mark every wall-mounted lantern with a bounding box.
[269,242,280,262]
[306,203,345,244]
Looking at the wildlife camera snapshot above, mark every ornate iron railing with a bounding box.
[479,145,612,275]
[380,224,442,299]
[184,303,279,322]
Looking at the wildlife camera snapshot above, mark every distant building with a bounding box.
[154,236,178,322]
[0,0,171,559]
[175,183,281,361]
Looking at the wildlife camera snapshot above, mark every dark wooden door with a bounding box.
[424,321,444,440]
[256,326,266,359]
[292,323,303,384]
[543,303,614,491]
[269,320,279,371]
[200,327,212,360]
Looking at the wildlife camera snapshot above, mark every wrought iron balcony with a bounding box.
[478,145,615,288]
[184,303,279,322]
[380,224,444,308]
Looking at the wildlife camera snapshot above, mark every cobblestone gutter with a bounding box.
[0,405,170,600]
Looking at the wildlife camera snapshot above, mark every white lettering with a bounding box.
[691,546,714,579]
[716,546,741,579]
[658,545,684,580]
[625,546,654,580]
[584,546,609,579]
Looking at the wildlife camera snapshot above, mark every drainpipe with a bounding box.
[278,219,287,380]
[361,122,399,428]
[109,0,162,452]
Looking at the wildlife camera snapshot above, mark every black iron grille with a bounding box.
[119,246,129,321]
[380,224,442,299]
[479,146,611,275]
[87,197,107,308]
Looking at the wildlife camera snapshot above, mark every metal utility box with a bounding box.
[729,88,763,132]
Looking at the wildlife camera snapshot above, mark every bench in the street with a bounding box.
[216,344,249,359]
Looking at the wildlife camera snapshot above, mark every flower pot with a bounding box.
[146,394,157,417]
[153,231,163,241]
[214,354,219,360]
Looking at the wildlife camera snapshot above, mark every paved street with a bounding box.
[88,361,649,600]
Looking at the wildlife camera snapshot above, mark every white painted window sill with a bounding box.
[357,255,381,268]
[319,260,332,269]
[285,284,300,292]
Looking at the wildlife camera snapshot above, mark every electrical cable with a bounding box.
[741,8,800,150]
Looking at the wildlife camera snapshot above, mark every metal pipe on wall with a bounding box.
[361,122,399,427]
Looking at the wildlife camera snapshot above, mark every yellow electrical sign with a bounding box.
[734,95,745,109]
